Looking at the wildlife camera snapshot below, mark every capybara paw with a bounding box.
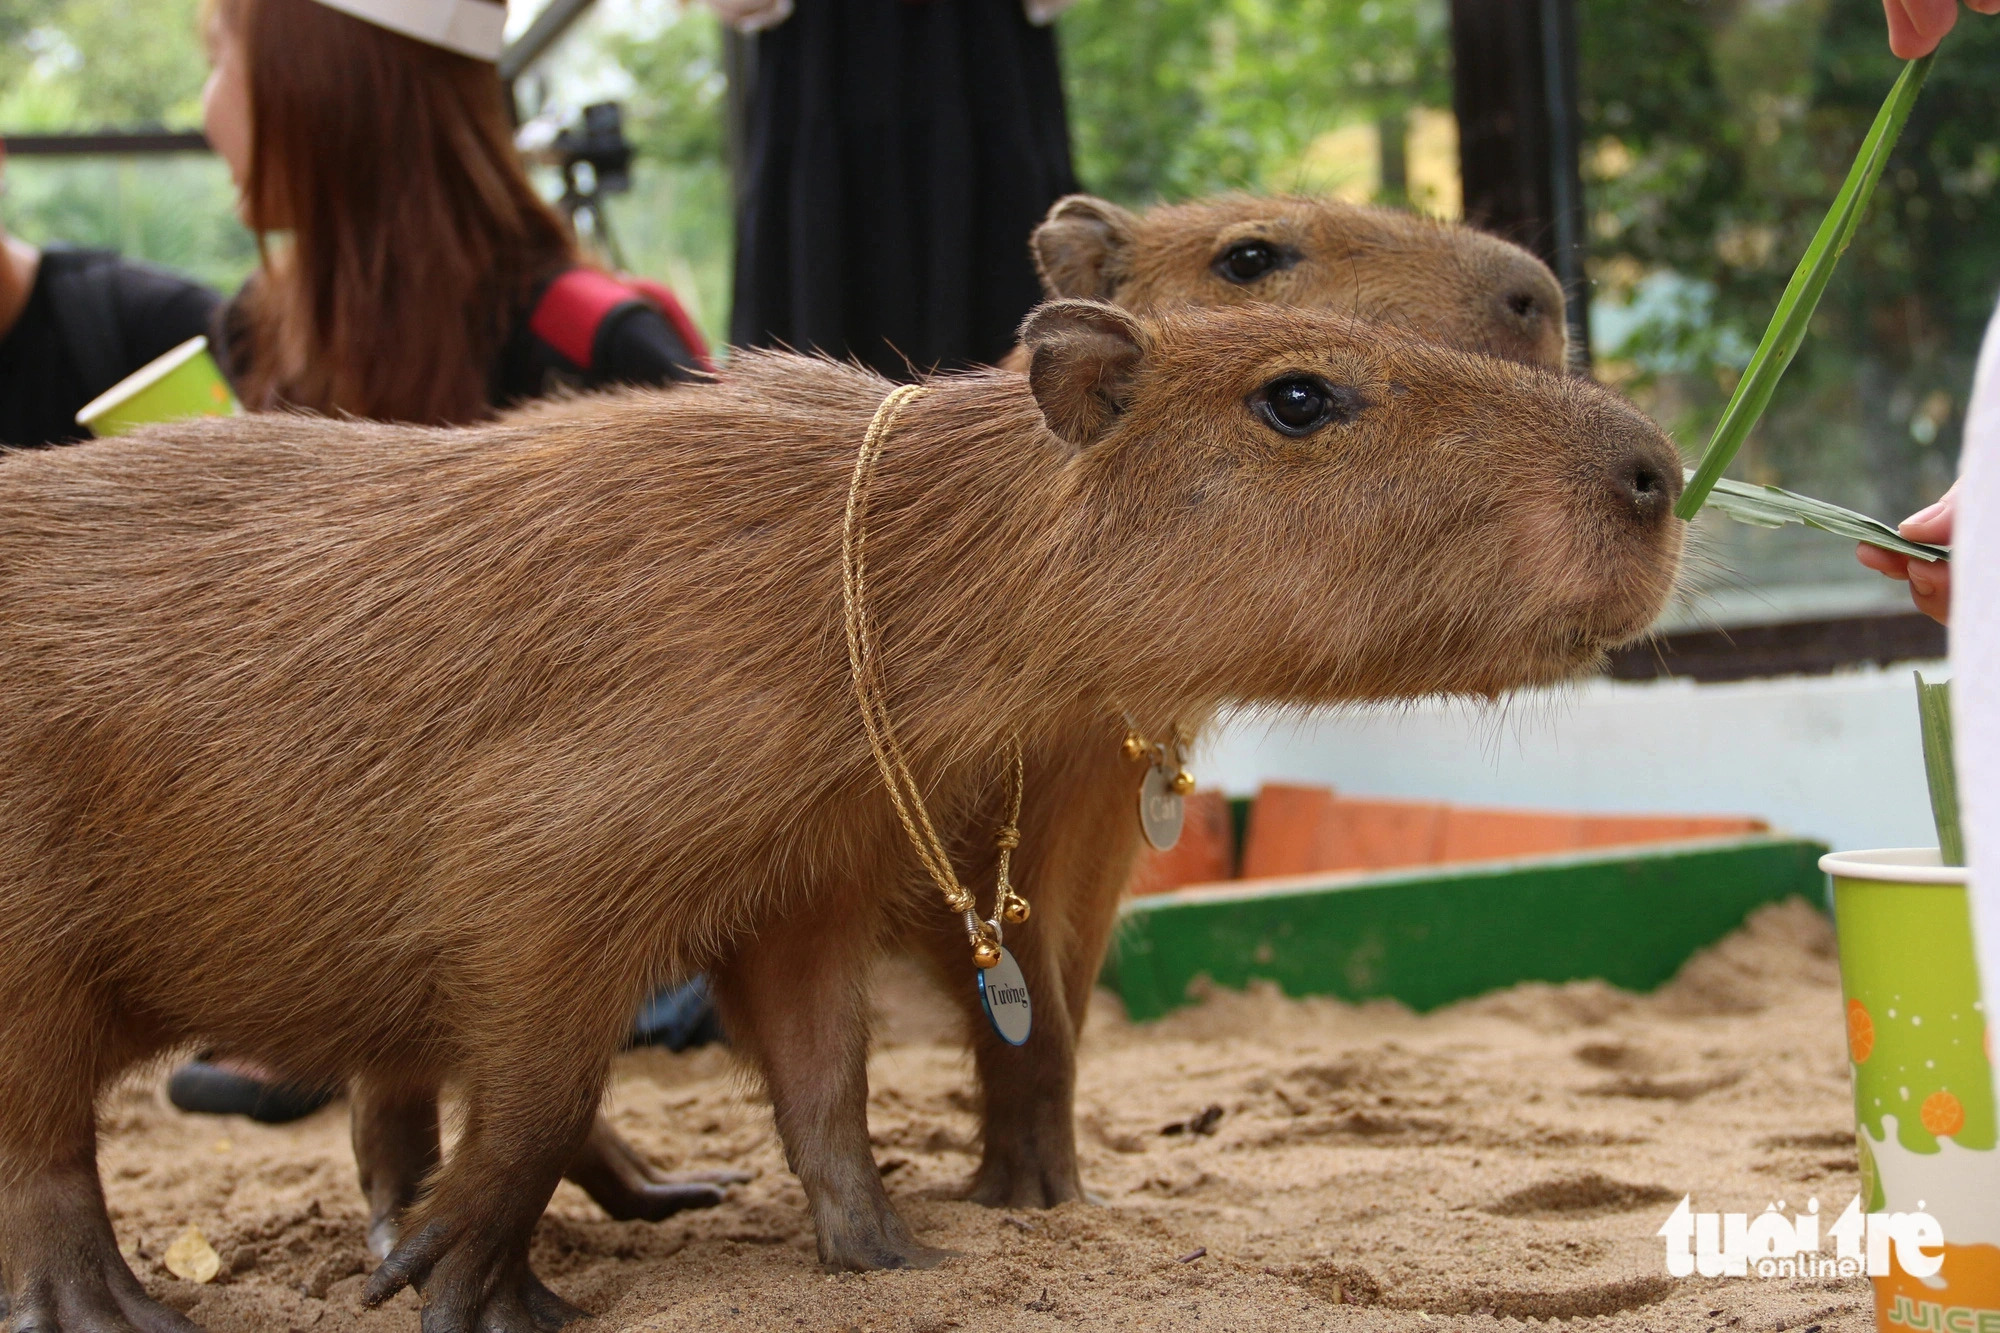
[364,1212,400,1262]
[2,1274,203,1333]
[819,1236,957,1273]
[966,1160,1085,1210]
[591,1179,727,1223]
[366,1221,582,1333]
[565,1119,752,1222]
[362,1219,448,1307]
[661,1167,754,1188]
[413,1270,583,1333]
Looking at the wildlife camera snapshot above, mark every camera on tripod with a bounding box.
[554,101,632,200]
[517,100,636,266]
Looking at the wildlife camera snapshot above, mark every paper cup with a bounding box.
[1823,849,2000,1331]
[75,336,238,438]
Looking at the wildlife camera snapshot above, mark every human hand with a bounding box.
[1856,481,1955,623]
[1884,0,2000,58]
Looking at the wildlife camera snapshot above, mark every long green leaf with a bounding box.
[1697,472,1948,562]
[1676,55,1935,520]
[1915,673,1963,867]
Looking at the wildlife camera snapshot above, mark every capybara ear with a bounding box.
[1018,299,1146,450]
[1031,195,1138,300]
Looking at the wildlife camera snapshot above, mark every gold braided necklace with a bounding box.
[841,384,1030,973]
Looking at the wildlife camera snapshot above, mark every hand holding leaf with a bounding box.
[1675,56,1937,539]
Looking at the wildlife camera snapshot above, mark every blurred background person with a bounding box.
[725,0,1079,377]
[0,139,220,449]
[202,0,704,428]
[170,0,714,1124]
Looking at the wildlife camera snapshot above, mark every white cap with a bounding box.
[308,0,507,61]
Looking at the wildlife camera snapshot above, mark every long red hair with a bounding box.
[216,0,575,425]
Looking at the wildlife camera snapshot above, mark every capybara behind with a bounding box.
[1018,191,1570,368]
[865,190,1580,1215]
[507,187,1580,1235]
[0,299,1680,1333]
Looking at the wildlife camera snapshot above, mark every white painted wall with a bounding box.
[1199,661,1948,855]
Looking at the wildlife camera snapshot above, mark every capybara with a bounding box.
[1007,191,1570,369]
[0,298,1680,1332]
[496,188,1580,1235]
[889,191,1582,1213]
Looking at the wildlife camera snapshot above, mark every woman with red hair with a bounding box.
[200,0,703,426]
[170,0,721,1188]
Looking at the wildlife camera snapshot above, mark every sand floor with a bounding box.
[97,898,1873,1332]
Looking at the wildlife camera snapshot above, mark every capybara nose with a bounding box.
[1489,249,1563,329]
[1608,436,1682,526]
[1501,286,1548,328]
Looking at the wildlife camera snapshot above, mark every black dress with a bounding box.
[730,0,1079,377]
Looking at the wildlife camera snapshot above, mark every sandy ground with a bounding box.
[98,899,1873,1333]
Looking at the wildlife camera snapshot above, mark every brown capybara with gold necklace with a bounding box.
[0,297,1678,1332]
[456,188,1579,1237]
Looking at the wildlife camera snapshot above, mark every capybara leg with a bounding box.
[362,1059,602,1333]
[353,1080,739,1242]
[713,912,947,1272]
[368,1220,580,1333]
[913,906,1085,1209]
[1,1151,200,1333]
[349,1080,441,1261]
[561,1115,746,1222]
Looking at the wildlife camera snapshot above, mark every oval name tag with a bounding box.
[977,946,1033,1046]
[1139,764,1185,851]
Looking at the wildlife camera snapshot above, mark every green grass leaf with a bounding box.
[1675,54,1936,521]
[1697,473,1948,562]
[1915,673,1963,867]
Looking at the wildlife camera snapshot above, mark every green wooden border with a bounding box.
[1103,835,1829,1020]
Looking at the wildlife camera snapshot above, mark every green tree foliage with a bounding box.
[0,0,208,129]
[1058,0,1450,205]
[1582,0,2000,555]
[4,157,255,292]
[1,0,253,293]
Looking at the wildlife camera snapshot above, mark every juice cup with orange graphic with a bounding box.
[1824,848,2000,1331]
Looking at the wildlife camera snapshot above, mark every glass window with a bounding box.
[1580,0,2000,617]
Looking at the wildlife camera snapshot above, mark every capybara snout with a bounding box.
[1603,421,1682,527]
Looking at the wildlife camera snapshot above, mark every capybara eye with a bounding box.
[1215,240,1283,284]
[1252,375,1364,437]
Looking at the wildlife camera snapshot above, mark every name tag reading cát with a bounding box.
[977,946,1033,1045]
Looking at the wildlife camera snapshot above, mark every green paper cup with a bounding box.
[1823,848,2000,1331]
[75,335,238,438]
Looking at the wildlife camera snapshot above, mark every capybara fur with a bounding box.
[0,299,1680,1332]
[896,192,1582,1213]
[524,188,1582,1232]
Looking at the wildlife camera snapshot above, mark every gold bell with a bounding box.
[1002,896,1031,925]
[1121,732,1147,763]
[1170,768,1196,796]
[972,937,1003,969]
